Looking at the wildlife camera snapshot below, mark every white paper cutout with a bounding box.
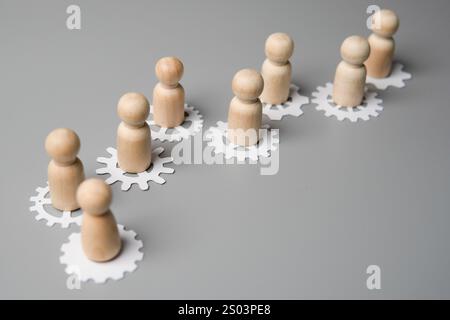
[96,147,174,191]
[262,84,309,120]
[205,121,279,161]
[312,83,383,122]
[148,104,204,142]
[60,225,143,284]
[366,63,412,90]
[29,183,82,228]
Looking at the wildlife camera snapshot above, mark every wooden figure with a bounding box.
[152,57,185,128]
[117,92,152,173]
[365,9,400,78]
[45,128,85,211]
[227,69,264,147]
[77,178,121,262]
[332,35,371,107]
[260,32,294,105]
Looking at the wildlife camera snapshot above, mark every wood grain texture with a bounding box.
[228,69,264,147]
[333,36,370,107]
[45,128,85,211]
[260,33,294,104]
[78,179,121,262]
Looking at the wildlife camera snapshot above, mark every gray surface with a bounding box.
[1,0,450,299]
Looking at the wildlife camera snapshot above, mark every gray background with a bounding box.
[1,0,450,299]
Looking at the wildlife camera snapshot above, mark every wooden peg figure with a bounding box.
[152,57,185,128]
[45,128,85,211]
[365,9,400,78]
[332,36,371,107]
[260,32,294,105]
[227,69,264,147]
[77,179,121,262]
[117,92,152,173]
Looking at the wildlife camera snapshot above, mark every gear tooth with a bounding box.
[105,177,117,185]
[97,157,108,163]
[106,147,116,155]
[29,206,36,211]
[161,167,175,174]
[96,168,108,174]
[46,220,55,227]
[153,147,164,156]
[94,276,107,284]
[121,182,132,191]
[59,255,67,264]
[68,233,78,241]
[137,251,144,260]
[138,181,149,191]
[153,176,166,184]
[124,264,138,274]
[128,229,137,238]
[65,266,76,276]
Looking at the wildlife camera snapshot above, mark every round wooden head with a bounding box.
[371,9,399,38]
[232,69,264,101]
[265,32,294,64]
[117,92,150,126]
[77,178,112,216]
[45,128,80,165]
[155,57,184,86]
[340,35,370,65]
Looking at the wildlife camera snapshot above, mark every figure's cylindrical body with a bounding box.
[152,83,185,128]
[260,59,292,104]
[365,34,395,78]
[227,97,262,147]
[48,159,84,211]
[117,122,151,173]
[81,210,121,262]
[333,61,367,108]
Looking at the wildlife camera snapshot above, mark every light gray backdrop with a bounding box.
[1,0,450,299]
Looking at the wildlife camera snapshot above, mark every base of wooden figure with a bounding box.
[366,63,412,90]
[60,224,143,284]
[312,83,383,122]
[96,147,174,191]
[148,104,204,142]
[29,183,82,228]
[205,121,279,162]
[261,84,309,120]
